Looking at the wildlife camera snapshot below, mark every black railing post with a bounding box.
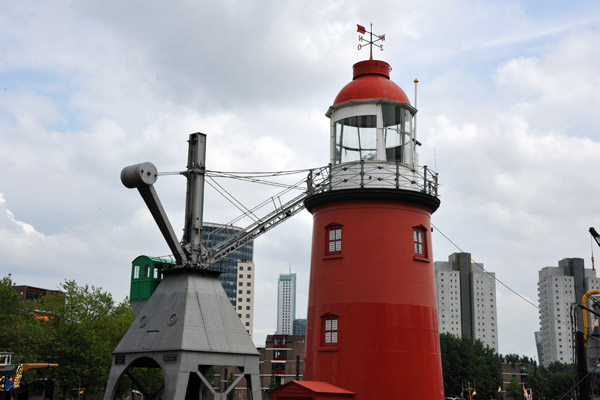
[328,163,332,191]
[360,160,365,188]
[396,160,400,189]
[423,165,428,193]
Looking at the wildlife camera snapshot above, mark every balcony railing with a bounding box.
[307,161,439,198]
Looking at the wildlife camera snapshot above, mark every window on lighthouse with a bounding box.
[327,226,342,255]
[413,227,426,255]
[383,104,413,164]
[334,115,377,164]
[323,317,338,345]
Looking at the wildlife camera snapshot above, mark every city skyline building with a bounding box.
[434,252,498,351]
[293,319,307,336]
[203,222,255,336]
[277,273,296,335]
[538,258,600,366]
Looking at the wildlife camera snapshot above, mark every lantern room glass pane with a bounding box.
[383,104,413,163]
[334,115,377,164]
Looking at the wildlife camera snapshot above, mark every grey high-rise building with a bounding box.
[538,258,600,366]
[277,273,296,335]
[203,222,255,336]
[293,318,307,336]
[534,331,543,365]
[434,252,498,351]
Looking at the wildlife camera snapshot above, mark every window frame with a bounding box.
[320,312,340,349]
[412,225,429,262]
[325,223,343,258]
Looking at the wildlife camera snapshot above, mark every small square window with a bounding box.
[326,224,343,255]
[323,316,338,345]
[413,226,427,257]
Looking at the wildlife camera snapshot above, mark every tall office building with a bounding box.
[277,273,296,335]
[203,222,255,336]
[538,258,600,366]
[434,252,498,351]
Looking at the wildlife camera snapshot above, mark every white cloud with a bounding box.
[2,0,600,357]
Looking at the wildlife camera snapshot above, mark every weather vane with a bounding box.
[357,23,385,60]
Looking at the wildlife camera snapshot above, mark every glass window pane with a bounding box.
[325,320,331,330]
[329,229,336,240]
[325,332,331,343]
[329,242,335,252]
[335,241,341,252]
[332,332,338,343]
[331,319,338,330]
[334,115,377,164]
[335,229,342,239]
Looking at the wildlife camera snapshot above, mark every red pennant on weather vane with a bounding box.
[357,23,385,60]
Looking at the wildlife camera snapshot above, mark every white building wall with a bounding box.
[237,262,255,337]
[538,267,577,366]
[434,255,497,352]
[434,262,462,336]
[471,264,498,351]
[277,273,296,335]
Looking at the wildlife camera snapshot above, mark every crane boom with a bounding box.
[207,166,330,265]
[591,227,600,248]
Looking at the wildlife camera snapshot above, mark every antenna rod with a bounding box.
[413,78,419,168]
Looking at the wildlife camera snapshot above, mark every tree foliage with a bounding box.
[500,353,533,365]
[0,277,134,397]
[526,362,574,400]
[440,333,502,399]
[506,376,523,400]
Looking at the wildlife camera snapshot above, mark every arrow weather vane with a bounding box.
[357,23,385,60]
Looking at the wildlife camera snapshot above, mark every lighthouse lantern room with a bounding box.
[279,25,443,400]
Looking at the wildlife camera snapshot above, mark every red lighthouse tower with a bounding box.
[300,29,443,400]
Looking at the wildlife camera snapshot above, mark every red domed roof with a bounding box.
[333,59,410,105]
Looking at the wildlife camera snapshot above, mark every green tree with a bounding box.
[506,377,523,400]
[0,277,20,359]
[527,362,574,400]
[440,333,501,399]
[0,278,134,397]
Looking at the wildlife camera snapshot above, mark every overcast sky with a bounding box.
[2,1,600,358]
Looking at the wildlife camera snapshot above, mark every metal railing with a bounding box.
[307,161,439,197]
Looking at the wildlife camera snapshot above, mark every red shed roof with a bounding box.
[333,59,410,105]
[273,380,355,395]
